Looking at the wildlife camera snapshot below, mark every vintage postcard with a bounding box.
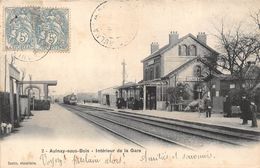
[0,0,260,168]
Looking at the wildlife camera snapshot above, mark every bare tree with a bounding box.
[251,9,260,30]
[214,21,260,88]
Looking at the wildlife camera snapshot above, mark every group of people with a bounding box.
[200,95,258,127]
[240,95,258,127]
[116,97,145,110]
[221,95,257,127]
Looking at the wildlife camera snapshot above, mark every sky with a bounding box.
[2,0,260,95]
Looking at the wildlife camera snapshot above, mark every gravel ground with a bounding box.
[80,109,232,148]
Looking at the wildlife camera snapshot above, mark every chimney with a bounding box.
[197,32,207,44]
[169,31,179,45]
[150,42,159,54]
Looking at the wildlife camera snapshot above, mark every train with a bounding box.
[63,93,77,105]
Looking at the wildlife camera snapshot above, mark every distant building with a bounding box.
[77,92,98,103]
[98,86,118,108]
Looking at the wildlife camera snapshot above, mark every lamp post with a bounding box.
[51,90,56,103]
[32,92,35,111]
[179,89,183,111]
[115,91,118,99]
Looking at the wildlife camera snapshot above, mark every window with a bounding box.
[154,57,160,63]
[155,65,160,78]
[156,85,167,101]
[145,69,149,80]
[162,85,167,101]
[194,65,202,77]
[216,91,219,97]
[188,45,197,56]
[230,84,235,89]
[179,45,188,56]
[150,68,154,80]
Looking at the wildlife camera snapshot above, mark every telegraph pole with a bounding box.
[122,59,126,85]
[4,54,7,92]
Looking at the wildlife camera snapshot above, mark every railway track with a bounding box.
[62,104,194,150]
[78,105,260,143]
[61,104,259,149]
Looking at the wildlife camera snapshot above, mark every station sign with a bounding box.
[147,59,154,66]
[186,76,202,82]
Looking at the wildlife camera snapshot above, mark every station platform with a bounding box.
[1,103,129,145]
[80,103,260,134]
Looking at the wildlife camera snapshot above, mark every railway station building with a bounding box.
[117,31,223,111]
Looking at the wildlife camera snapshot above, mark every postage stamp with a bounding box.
[90,1,139,49]
[5,7,69,52]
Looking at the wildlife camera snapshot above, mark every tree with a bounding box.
[214,19,260,89]
[243,64,260,91]
[167,82,190,105]
[251,9,260,30]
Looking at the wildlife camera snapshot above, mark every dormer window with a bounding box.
[188,45,197,56]
[179,44,188,56]
[194,65,202,77]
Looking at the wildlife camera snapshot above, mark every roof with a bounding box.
[141,33,219,62]
[209,74,237,80]
[163,57,197,78]
[205,63,260,82]
[163,57,222,78]
[209,73,257,81]
[116,82,138,89]
[139,78,167,85]
[98,85,119,92]
[117,79,168,89]
[19,80,57,85]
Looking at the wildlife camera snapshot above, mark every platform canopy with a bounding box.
[18,80,57,99]
[18,80,57,85]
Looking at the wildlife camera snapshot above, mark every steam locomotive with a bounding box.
[63,93,77,105]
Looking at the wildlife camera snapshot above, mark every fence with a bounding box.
[0,92,19,124]
[0,92,10,123]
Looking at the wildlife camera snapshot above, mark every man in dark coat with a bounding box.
[223,95,232,117]
[250,102,258,127]
[204,96,212,118]
[240,96,252,125]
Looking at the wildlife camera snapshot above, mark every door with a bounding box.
[146,86,156,110]
[106,95,110,106]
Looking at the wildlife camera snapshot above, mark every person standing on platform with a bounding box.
[204,96,212,118]
[224,95,232,117]
[250,102,258,127]
[240,96,251,125]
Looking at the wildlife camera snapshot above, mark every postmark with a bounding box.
[4,7,69,61]
[90,1,139,49]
